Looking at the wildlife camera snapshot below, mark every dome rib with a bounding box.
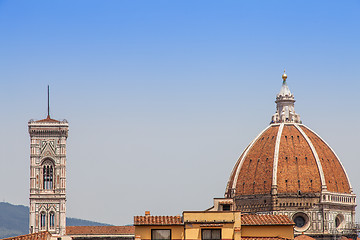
[271,123,284,193]
[294,124,327,189]
[300,126,353,193]
[276,124,322,194]
[226,123,353,196]
[225,145,249,195]
[229,125,272,193]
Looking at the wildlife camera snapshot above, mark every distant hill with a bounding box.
[0,202,111,239]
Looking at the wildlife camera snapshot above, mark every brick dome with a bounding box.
[225,123,353,197]
[225,72,353,198]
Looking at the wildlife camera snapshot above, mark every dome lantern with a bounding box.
[271,71,301,124]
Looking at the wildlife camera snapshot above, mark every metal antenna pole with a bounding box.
[47,85,50,118]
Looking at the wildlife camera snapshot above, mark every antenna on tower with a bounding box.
[47,85,50,118]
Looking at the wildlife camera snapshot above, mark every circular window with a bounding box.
[292,212,310,232]
[294,216,306,227]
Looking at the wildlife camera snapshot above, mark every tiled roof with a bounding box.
[277,125,322,194]
[241,214,294,225]
[1,231,51,240]
[219,201,233,204]
[226,123,352,198]
[242,237,291,240]
[66,226,135,235]
[294,235,317,240]
[35,116,60,123]
[300,125,351,194]
[134,216,183,225]
[229,125,279,195]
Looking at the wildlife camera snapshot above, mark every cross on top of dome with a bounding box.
[271,71,301,124]
[282,69,287,81]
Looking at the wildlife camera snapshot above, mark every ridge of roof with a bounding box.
[241,214,294,226]
[1,231,51,240]
[66,226,135,235]
[134,215,183,225]
[34,116,60,123]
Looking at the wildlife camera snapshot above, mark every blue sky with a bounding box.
[0,0,359,225]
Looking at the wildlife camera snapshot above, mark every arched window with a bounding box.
[40,212,46,229]
[49,212,55,228]
[42,160,54,190]
[335,214,344,229]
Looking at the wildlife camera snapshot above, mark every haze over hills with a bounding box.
[0,202,112,239]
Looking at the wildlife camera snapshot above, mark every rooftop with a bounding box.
[66,226,135,235]
[242,237,292,240]
[241,214,294,226]
[1,231,51,240]
[294,235,317,240]
[34,116,61,123]
[134,215,183,225]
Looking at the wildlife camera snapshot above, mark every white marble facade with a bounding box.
[28,118,69,236]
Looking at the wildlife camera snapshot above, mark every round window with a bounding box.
[294,216,306,228]
[292,212,310,232]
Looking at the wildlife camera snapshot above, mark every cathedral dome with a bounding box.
[225,123,352,197]
[225,73,353,198]
[223,72,356,238]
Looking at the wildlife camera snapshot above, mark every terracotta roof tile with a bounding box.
[300,125,351,194]
[241,214,294,225]
[235,125,279,195]
[294,235,317,240]
[277,125,322,194]
[66,226,135,235]
[134,216,183,225]
[227,123,353,198]
[34,116,60,123]
[1,231,51,240]
[242,237,291,240]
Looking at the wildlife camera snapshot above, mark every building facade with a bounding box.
[134,211,294,240]
[28,114,69,235]
[225,72,357,240]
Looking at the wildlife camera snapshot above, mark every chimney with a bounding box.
[145,211,150,216]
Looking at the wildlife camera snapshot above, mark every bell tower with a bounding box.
[28,86,69,235]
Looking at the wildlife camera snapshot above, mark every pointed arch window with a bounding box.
[49,212,55,228]
[40,212,46,229]
[42,159,54,190]
[43,165,53,189]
